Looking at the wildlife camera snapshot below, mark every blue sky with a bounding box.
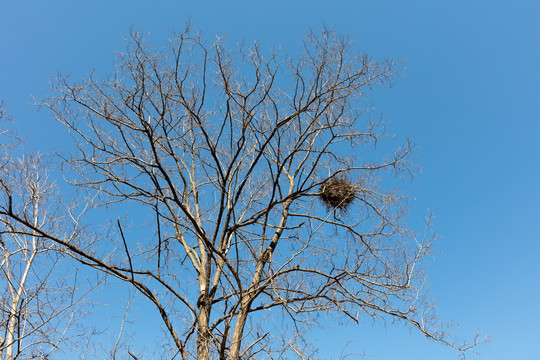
[1,0,539,359]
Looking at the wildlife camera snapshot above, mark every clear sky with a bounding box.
[1,1,539,359]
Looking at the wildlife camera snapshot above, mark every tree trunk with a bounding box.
[197,295,212,360]
[228,303,250,360]
[197,260,212,360]
[4,238,36,360]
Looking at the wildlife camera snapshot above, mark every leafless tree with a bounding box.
[0,110,97,360]
[0,155,94,359]
[1,26,484,359]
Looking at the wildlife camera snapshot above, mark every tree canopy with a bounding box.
[0,26,483,359]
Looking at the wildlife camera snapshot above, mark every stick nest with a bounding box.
[319,177,358,211]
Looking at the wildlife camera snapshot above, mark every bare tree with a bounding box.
[0,110,95,360]
[1,26,484,359]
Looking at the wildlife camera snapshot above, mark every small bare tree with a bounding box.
[0,109,95,360]
[1,26,484,359]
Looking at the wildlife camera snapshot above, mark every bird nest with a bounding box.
[319,177,357,211]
